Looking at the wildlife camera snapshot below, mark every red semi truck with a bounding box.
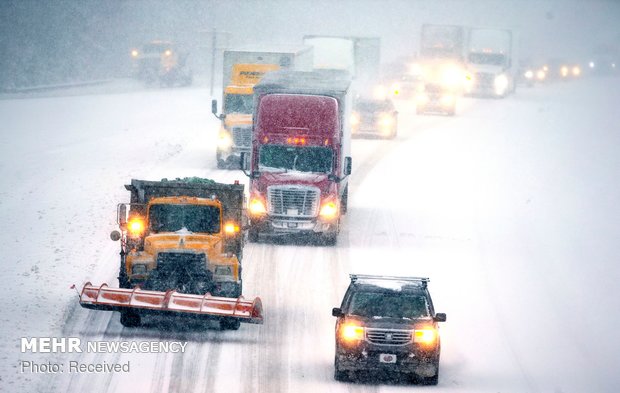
[241,70,352,246]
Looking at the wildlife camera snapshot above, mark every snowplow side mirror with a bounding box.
[332,307,344,317]
[110,230,121,241]
[118,204,127,225]
[434,313,447,322]
[344,157,352,176]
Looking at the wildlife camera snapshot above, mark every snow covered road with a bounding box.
[1,78,619,392]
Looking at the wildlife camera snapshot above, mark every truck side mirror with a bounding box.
[118,204,127,225]
[332,307,344,317]
[344,157,352,176]
[434,313,447,322]
[240,152,251,177]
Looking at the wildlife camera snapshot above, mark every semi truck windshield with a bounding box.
[149,204,220,234]
[224,94,253,114]
[259,145,333,173]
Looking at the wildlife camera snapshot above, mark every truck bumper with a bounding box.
[251,216,338,236]
[217,146,249,162]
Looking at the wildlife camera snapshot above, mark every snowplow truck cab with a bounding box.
[131,41,192,86]
[115,178,245,299]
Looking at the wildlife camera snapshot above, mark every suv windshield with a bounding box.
[224,94,253,114]
[148,204,220,234]
[348,292,430,319]
[259,145,333,173]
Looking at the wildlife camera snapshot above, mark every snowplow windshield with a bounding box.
[259,145,333,174]
[148,204,221,234]
[348,292,430,319]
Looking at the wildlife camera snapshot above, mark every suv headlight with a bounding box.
[413,328,437,345]
[340,323,364,342]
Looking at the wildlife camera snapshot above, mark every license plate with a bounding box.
[379,353,397,364]
[287,222,298,228]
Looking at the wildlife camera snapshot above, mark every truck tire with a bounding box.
[220,317,241,330]
[248,227,259,243]
[216,151,227,169]
[120,311,141,328]
[322,233,338,246]
[118,260,130,288]
[340,186,348,214]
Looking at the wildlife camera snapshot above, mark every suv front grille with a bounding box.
[232,127,252,148]
[267,186,320,217]
[366,328,412,345]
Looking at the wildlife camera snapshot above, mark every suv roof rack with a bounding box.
[349,274,429,288]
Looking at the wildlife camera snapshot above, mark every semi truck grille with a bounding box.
[476,72,495,88]
[232,127,252,148]
[267,186,320,217]
[366,329,412,345]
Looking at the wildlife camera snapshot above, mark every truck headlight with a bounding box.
[441,65,463,88]
[413,328,437,345]
[214,265,233,276]
[131,49,139,58]
[572,66,581,76]
[350,112,360,126]
[249,197,267,216]
[524,70,534,79]
[416,93,429,105]
[224,221,240,235]
[441,94,454,106]
[131,263,147,275]
[319,200,338,219]
[378,113,394,128]
[340,323,364,342]
[536,70,546,80]
[127,218,145,237]
[494,74,509,95]
[217,130,233,149]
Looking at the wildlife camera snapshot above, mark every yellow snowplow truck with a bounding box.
[130,41,193,87]
[75,178,263,330]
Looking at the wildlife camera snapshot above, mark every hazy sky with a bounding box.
[1,0,619,86]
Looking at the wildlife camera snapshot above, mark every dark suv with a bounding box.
[332,275,446,384]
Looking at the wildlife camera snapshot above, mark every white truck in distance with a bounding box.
[465,28,518,98]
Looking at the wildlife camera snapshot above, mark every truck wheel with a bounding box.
[322,233,338,246]
[120,311,141,328]
[248,228,259,243]
[220,318,241,330]
[118,262,130,288]
[216,151,227,169]
[340,186,348,214]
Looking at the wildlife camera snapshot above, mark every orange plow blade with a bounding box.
[76,282,263,324]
